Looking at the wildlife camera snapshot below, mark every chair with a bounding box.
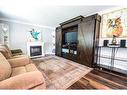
[0,52,46,89]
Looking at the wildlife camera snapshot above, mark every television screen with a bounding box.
[65,32,77,43]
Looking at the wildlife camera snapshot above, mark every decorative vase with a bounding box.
[112,35,117,45]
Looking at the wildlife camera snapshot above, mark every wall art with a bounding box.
[101,8,127,38]
[27,29,41,42]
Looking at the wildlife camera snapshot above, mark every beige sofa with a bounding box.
[0,52,46,89]
[0,44,26,59]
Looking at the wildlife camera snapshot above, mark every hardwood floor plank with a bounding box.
[91,69,127,87]
[83,77,111,89]
[86,73,127,89]
[69,69,127,89]
[68,79,96,89]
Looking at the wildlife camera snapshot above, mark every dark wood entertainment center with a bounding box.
[55,14,101,67]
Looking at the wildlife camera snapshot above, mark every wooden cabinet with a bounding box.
[55,14,101,67]
[55,27,62,56]
[77,14,101,67]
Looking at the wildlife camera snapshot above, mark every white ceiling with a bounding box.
[0,5,115,28]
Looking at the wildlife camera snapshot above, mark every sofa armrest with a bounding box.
[0,71,45,89]
[8,56,30,68]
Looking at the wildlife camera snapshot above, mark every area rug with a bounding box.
[32,56,93,89]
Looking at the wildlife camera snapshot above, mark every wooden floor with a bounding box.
[32,56,92,89]
[68,69,127,89]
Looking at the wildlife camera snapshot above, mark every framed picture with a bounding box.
[27,29,41,42]
[101,8,127,38]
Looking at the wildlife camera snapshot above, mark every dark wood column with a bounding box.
[55,27,62,56]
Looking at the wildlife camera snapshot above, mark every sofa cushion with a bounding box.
[12,55,27,58]
[0,53,12,81]
[11,67,26,77]
[0,44,13,59]
[0,48,12,59]
[0,71,45,89]
[8,56,30,68]
[2,45,13,56]
[11,64,38,77]
[25,64,38,72]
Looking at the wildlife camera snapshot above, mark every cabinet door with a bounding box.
[55,27,62,56]
[77,19,96,67]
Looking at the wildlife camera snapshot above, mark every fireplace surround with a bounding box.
[27,42,44,58]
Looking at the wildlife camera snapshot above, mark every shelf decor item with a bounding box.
[103,40,109,46]
[101,8,127,38]
[111,35,117,45]
[120,40,126,47]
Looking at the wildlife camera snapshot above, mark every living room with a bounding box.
[0,0,127,94]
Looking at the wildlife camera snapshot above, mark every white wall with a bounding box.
[42,28,55,54]
[97,7,127,71]
[0,20,55,55]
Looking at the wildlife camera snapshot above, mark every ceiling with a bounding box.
[0,5,115,28]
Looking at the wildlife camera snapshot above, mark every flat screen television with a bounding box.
[65,32,77,44]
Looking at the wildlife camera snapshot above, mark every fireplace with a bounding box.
[27,42,44,58]
[30,46,42,56]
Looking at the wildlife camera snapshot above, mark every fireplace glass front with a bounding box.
[30,46,42,56]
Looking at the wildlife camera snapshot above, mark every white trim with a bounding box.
[0,17,55,29]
